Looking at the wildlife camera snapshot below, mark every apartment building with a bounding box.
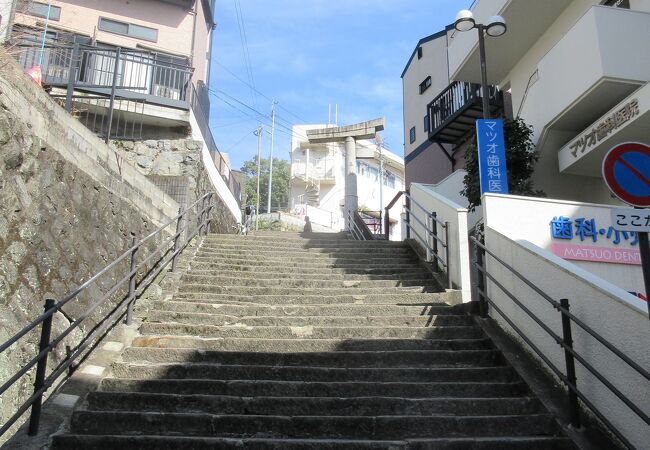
[290,124,405,237]
[404,0,650,206]
[9,0,215,138]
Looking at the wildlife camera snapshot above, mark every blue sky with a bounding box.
[209,1,470,171]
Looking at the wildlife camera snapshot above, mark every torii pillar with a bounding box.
[306,118,385,231]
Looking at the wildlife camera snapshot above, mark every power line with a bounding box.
[213,59,310,124]
[233,0,258,110]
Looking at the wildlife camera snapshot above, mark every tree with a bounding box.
[461,118,545,211]
[240,156,290,211]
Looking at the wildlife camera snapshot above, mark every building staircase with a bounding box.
[52,231,576,449]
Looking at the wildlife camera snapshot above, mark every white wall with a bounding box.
[189,111,241,223]
[483,228,649,449]
[484,194,644,295]
[410,183,472,302]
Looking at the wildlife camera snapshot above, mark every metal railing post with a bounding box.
[444,221,451,289]
[204,194,214,235]
[105,47,121,145]
[560,298,581,429]
[384,208,390,240]
[477,242,487,318]
[28,298,56,436]
[431,212,439,271]
[126,234,138,326]
[405,208,411,239]
[64,43,79,112]
[171,205,185,272]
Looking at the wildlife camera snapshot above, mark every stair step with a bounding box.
[87,392,542,416]
[191,255,418,265]
[168,294,451,305]
[131,336,494,352]
[198,246,414,255]
[176,285,439,296]
[190,262,426,272]
[146,311,473,327]
[98,379,530,398]
[184,270,433,281]
[150,301,458,316]
[181,274,436,289]
[121,348,504,368]
[138,323,483,340]
[52,435,576,450]
[109,363,518,383]
[69,411,558,439]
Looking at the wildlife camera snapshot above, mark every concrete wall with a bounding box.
[410,183,472,302]
[484,194,644,295]
[0,0,16,42]
[0,50,184,440]
[482,228,649,449]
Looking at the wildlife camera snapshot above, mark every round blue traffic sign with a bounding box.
[602,142,650,207]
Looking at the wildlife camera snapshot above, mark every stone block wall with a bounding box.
[0,50,232,442]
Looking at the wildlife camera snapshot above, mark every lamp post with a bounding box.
[454,10,507,119]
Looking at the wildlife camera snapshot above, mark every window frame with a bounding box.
[98,17,159,43]
[409,126,416,144]
[419,76,432,94]
[424,114,430,133]
[28,2,61,21]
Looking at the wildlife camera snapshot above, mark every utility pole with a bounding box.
[376,133,385,234]
[254,125,263,230]
[267,100,277,214]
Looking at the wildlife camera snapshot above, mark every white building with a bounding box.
[290,124,405,238]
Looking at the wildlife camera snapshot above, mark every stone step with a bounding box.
[146,311,473,327]
[204,236,404,247]
[168,293,452,306]
[176,284,439,296]
[188,265,430,276]
[52,435,576,450]
[109,363,518,383]
[200,245,412,255]
[138,323,483,340]
[151,301,458,316]
[69,411,558,439]
[180,275,437,289]
[192,253,418,263]
[190,261,425,272]
[130,336,494,352]
[86,392,543,416]
[98,379,529,398]
[185,268,432,281]
[121,348,504,368]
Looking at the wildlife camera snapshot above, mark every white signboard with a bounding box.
[611,207,650,233]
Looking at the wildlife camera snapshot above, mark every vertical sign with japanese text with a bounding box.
[476,119,509,195]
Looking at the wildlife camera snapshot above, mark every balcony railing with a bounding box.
[292,157,336,183]
[13,41,193,109]
[427,81,503,143]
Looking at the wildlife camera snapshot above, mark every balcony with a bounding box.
[427,81,503,144]
[524,6,650,140]
[292,157,337,185]
[448,0,570,83]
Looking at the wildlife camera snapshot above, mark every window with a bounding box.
[98,17,158,42]
[384,172,396,189]
[28,2,61,21]
[419,76,432,94]
[409,126,416,144]
[602,0,629,8]
[417,47,423,60]
[424,114,430,133]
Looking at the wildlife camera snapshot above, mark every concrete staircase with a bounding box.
[53,232,575,449]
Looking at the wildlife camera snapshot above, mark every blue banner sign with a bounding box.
[477,119,509,195]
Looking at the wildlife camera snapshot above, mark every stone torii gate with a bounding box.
[306,118,385,230]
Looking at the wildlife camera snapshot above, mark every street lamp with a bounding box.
[454,10,507,118]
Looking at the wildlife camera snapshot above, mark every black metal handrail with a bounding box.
[471,236,649,450]
[0,192,219,439]
[385,190,451,288]
[427,80,502,133]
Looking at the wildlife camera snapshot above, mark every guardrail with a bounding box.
[385,190,451,288]
[471,236,650,449]
[0,193,219,439]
